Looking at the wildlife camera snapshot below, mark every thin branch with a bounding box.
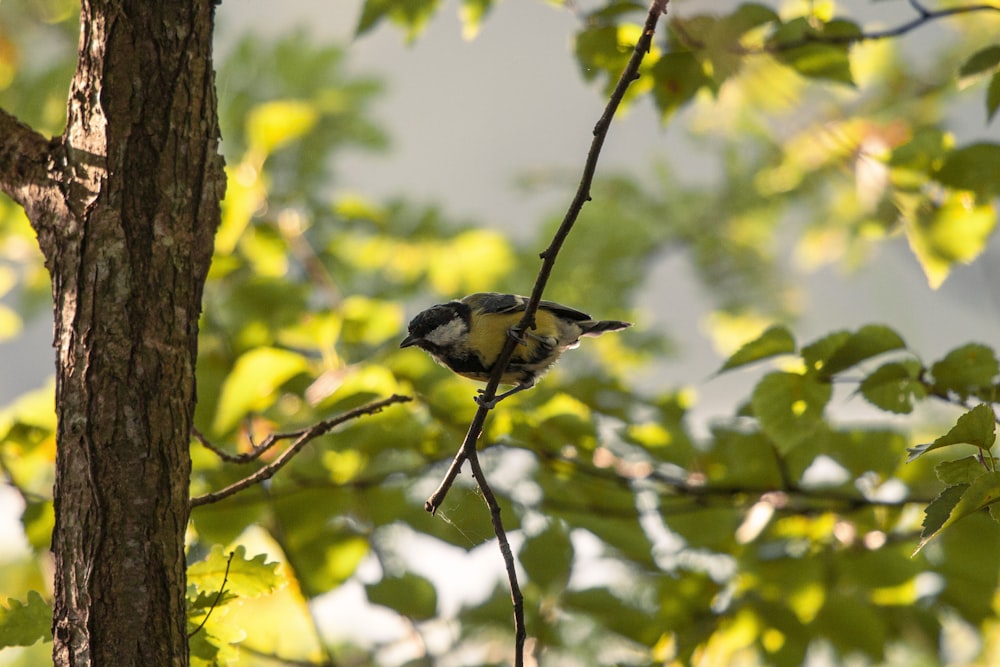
[673,1,1000,54]
[424,0,671,515]
[787,2,1000,47]
[189,394,411,508]
[466,447,526,662]
[187,550,235,638]
[192,423,290,464]
[423,2,671,666]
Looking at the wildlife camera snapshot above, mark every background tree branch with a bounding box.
[190,394,411,508]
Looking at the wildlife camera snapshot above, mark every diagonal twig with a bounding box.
[187,550,235,639]
[189,394,411,509]
[673,1,1000,54]
[424,0,670,516]
[422,2,671,666]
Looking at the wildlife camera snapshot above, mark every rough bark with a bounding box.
[1,1,224,665]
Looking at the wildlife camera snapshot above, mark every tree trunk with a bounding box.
[0,1,224,665]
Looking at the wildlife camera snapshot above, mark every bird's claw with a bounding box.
[507,327,528,346]
[475,389,498,409]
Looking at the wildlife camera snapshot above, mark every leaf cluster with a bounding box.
[2,2,1000,666]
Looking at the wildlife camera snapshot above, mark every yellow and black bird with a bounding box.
[400,292,631,406]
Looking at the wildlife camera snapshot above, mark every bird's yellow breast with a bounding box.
[465,308,575,381]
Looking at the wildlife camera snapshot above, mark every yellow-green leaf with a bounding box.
[246,99,320,156]
[915,473,1000,554]
[907,404,996,462]
[717,324,796,373]
[751,371,832,453]
[906,196,996,288]
[213,347,310,433]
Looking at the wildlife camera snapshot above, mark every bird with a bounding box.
[400,292,631,407]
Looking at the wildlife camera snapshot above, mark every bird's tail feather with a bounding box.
[581,320,632,336]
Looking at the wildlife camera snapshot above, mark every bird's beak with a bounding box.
[400,334,418,348]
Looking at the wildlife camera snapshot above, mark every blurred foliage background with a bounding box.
[2,0,1000,665]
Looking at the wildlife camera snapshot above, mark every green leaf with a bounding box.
[915,473,1000,553]
[574,25,633,85]
[213,347,310,433]
[907,404,997,462]
[858,360,926,414]
[21,499,54,553]
[459,0,495,40]
[721,3,780,38]
[935,143,1000,198]
[650,51,711,122]
[519,520,574,592]
[931,344,999,397]
[935,456,991,485]
[889,126,949,172]
[246,100,319,156]
[800,330,849,372]
[751,372,832,453]
[988,72,1000,122]
[916,484,966,553]
[906,196,997,288]
[717,324,795,373]
[768,18,860,86]
[816,324,906,378]
[365,573,438,620]
[187,545,284,601]
[0,591,52,648]
[355,0,442,42]
[959,45,1000,78]
[666,5,778,86]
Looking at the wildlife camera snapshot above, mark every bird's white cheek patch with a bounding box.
[424,318,468,346]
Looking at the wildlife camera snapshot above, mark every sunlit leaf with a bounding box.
[574,23,638,92]
[428,229,515,295]
[215,163,266,256]
[459,0,495,40]
[915,473,1000,553]
[188,545,284,601]
[907,404,996,462]
[339,296,404,347]
[717,324,795,373]
[935,456,991,485]
[213,347,311,433]
[906,196,996,288]
[21,499,53,553]
[356,0,442,42]
[0,591,51,648]
[246,100,320,156]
